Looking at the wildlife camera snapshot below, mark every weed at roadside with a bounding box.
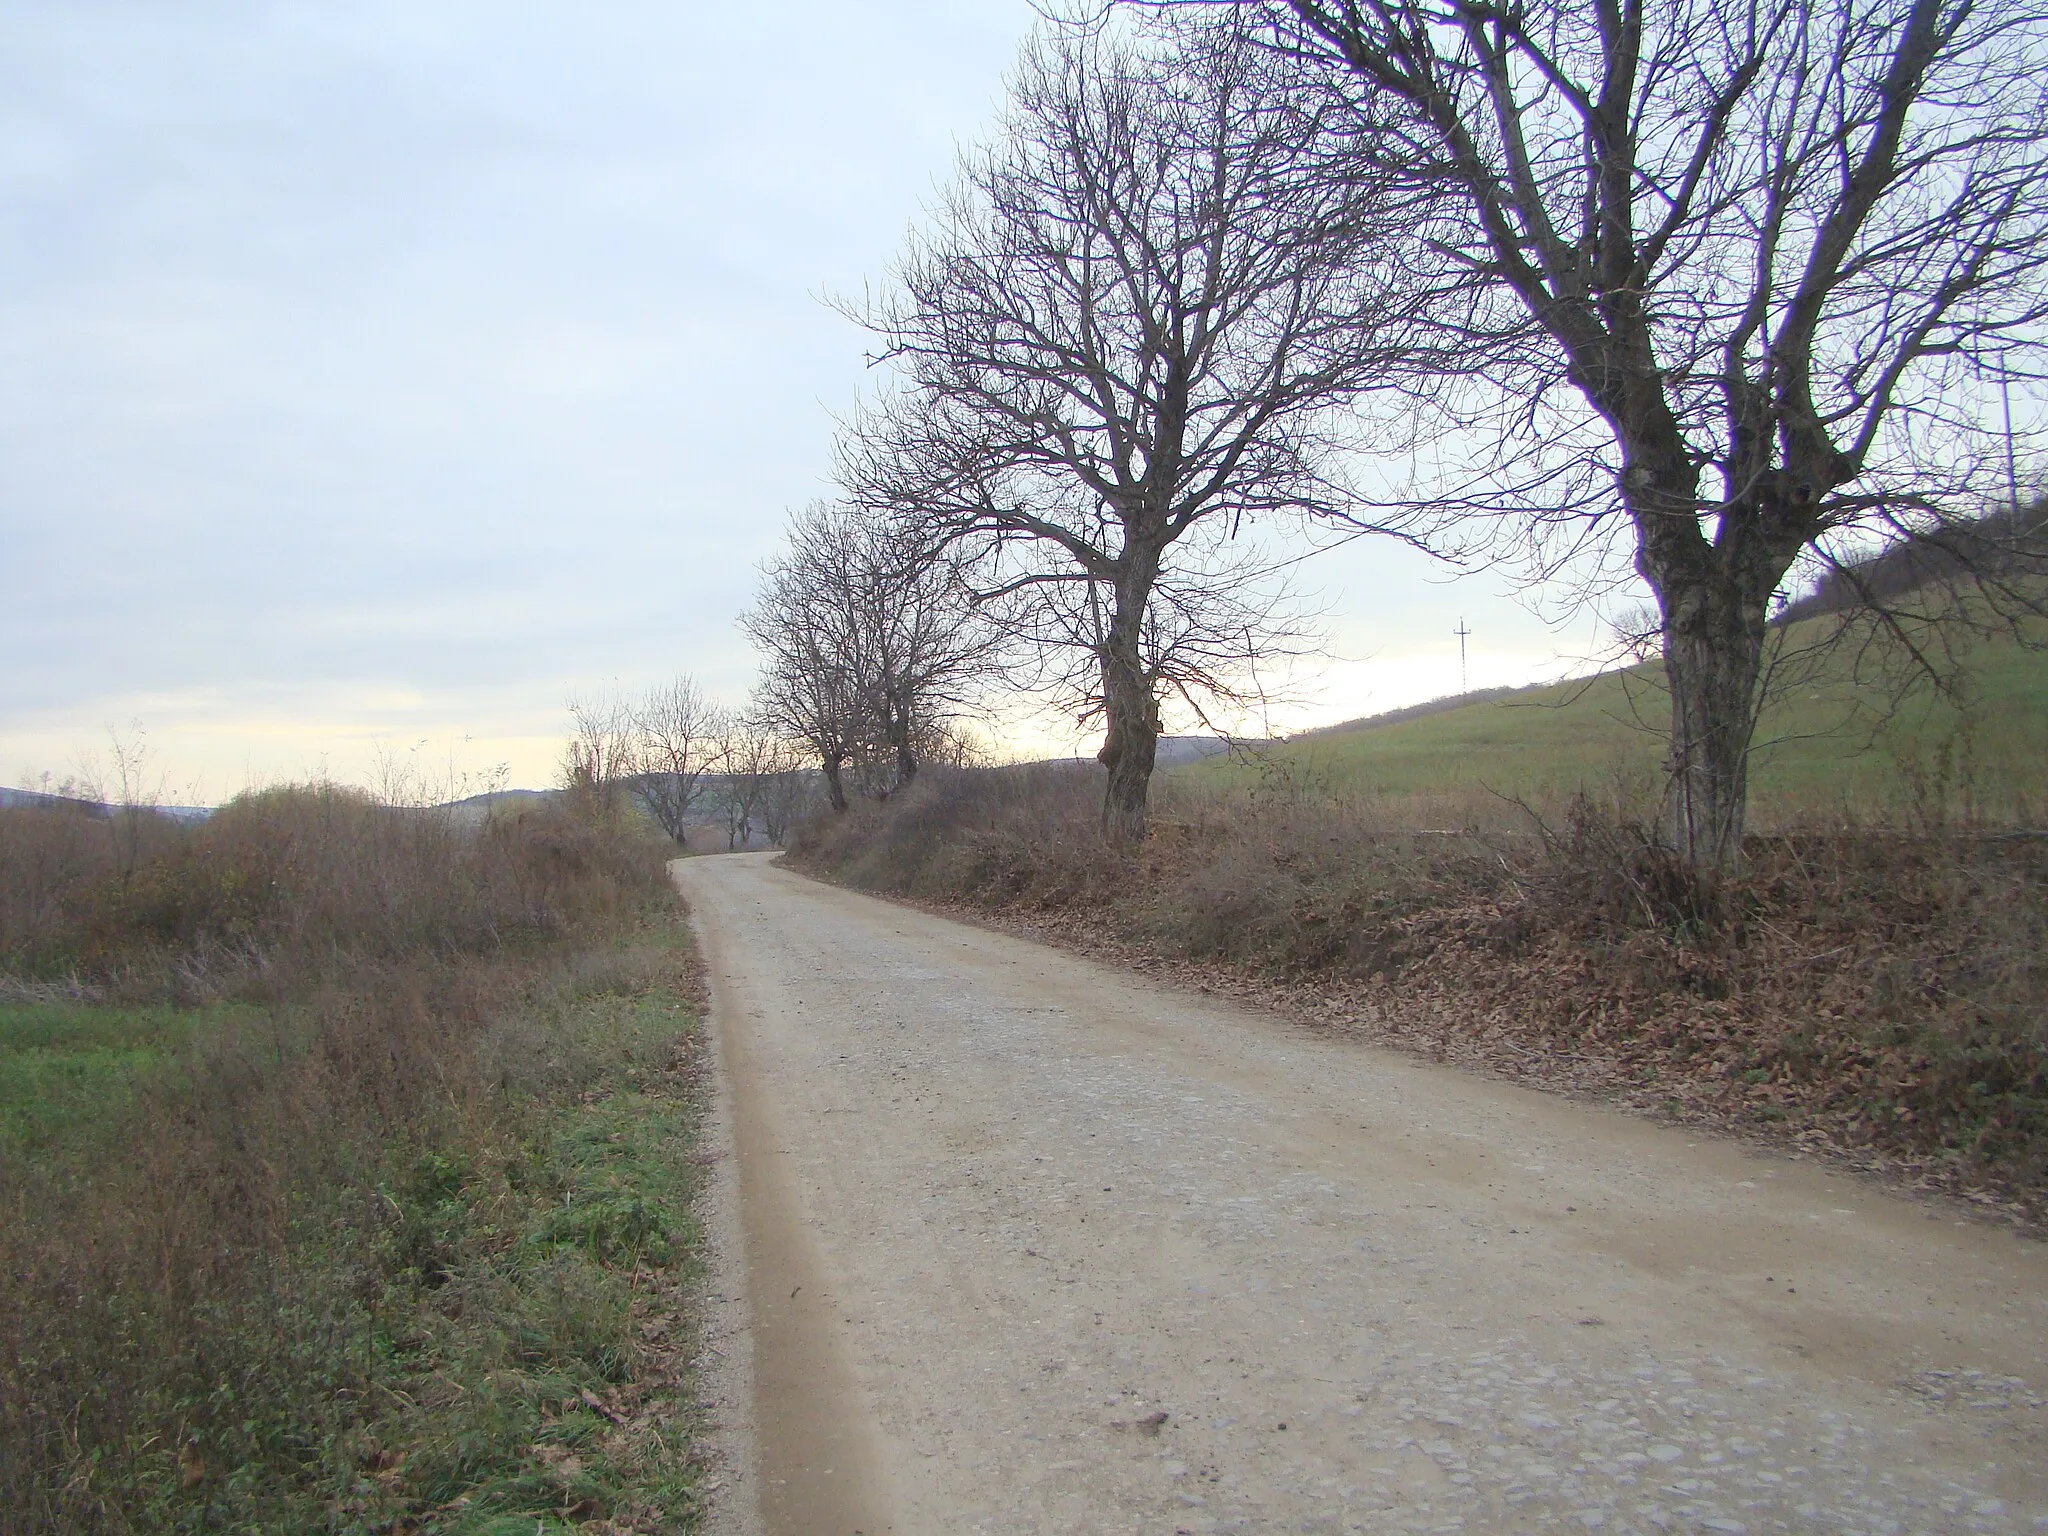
[0,789,712,1534]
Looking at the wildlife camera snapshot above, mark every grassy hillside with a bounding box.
[1198,611,2048,826]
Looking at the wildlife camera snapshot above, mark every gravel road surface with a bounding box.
[674,853,2047,1536]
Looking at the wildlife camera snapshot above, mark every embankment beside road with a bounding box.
[790,765,2048,1225]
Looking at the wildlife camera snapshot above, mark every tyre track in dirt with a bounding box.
[676,852,2047,1535]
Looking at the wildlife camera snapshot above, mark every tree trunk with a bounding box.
[1095,552,1162,844]
[821,751,849,813]
[1657,580,1766,874]
[1098,662,1159,843]
[1635,484,1798,877]
[887,690,918,790]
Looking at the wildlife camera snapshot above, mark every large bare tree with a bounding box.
[1236,0,2048,871]
[844,21,1447,841]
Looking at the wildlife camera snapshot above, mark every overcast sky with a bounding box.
[1,1,1606,801]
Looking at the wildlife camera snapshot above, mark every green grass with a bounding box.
[1196,611,2048,824]
[0,999,249,1152]
[3,924,711,1535]
[316,976,708,1536]
[149,960,709,1535]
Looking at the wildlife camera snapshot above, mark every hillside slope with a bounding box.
[1199,613,2048,824]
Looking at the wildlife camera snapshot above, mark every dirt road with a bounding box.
[674,853,2047,1535]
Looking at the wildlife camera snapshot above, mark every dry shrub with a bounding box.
[0,803,184,972]
[791,763,1132,908]
[796,765,1499,977]
[791,766,2048,1203]
[0,792,680,1531]
[1,784,667,995]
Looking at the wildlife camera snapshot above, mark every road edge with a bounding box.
[676,861,764,1536]
[776,855,2044,1240]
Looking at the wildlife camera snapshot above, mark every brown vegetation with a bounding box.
[0,787,705,1533]
[790,765,2048,1221]
[0,785,657,990]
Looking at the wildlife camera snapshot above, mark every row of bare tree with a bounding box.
[748,0,2048,874]
[564,682,816,849]
[743,503,999,811]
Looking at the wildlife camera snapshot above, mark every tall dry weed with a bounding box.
[0,789,677,1531]
[0,784,664,996]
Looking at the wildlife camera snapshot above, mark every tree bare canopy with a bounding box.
[563,689,639,818]
[842,20,1451,842]
[713,722,814,849]
[1238,0,2048,871]
[628,675,723,846]
[743,501,999,810]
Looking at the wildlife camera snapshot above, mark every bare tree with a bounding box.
[853,522,1003,793]
[743,501,1000,806]
[751,735,818,847]
[710,723,815,848]
[563,689,638,819]
[843,21,1442,842]
[630,675,723,846]
[76,725,169,885]
[719,734,765,851]
[1239,0,2048,872]
[746,546,862,811]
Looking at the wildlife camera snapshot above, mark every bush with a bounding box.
[0,785,670,993]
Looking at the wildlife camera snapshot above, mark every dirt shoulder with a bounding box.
[677,852,2048,1536]
[872,886,2046,1236]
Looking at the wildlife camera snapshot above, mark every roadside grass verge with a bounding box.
[790,765,2048,1222]
[0,788,713,1534]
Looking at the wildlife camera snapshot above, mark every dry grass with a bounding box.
[0,785,658,996]
[791,765,2048,1220]
[0,787,707,1533]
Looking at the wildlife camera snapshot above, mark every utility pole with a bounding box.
[2002,349,2020,524]
[1454,618,1471,699]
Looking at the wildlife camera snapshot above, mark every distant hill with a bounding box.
[0,783,576,826]
[1290,685,1535,741]
[437,787,559,825]
[1153,735,1238,768]
[0,786,104,815]
[0,786,212,823]
[1774,500,2048,626]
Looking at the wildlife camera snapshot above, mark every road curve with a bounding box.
[674,852,2047,1536]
